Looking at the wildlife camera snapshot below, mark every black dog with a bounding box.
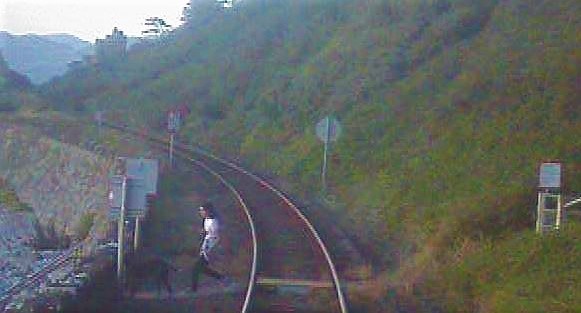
[125,253,179,298]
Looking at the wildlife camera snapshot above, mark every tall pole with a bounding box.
[169,133,174,167]
[316,116,341,196]
[97,116,103,135]
[95,111,103,136]
[321,117,330,193]
[556,194,563,230]
[117,176,127,283]
[536,192,543,233]
[133,217,141,250]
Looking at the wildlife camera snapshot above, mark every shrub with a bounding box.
[75,212,95,241]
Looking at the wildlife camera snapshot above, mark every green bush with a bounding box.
[75,212,95,240]
[0,181,31,212]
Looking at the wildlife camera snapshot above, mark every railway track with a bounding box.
[0,243,83,311]
[0,117,349,312]
[109,123,348,313]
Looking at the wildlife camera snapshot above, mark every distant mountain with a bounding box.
[0,52,31,90]
[0,52,47,112]
[0,32,93,85]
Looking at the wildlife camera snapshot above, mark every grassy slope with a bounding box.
[429,224,581,313]
[42,0,581,311]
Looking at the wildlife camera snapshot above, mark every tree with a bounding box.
[142,17,173,38]
[181,2,192,22]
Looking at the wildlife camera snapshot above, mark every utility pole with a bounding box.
[167,110,181,168]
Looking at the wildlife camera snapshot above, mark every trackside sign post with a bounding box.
[539,163,561,189]
[316,116,341,193]
[167,110,181,167]
[109,158,159,284]
[109,175,127,282]
[536,162,563,233]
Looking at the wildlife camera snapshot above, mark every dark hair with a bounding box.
[200,202,216,218]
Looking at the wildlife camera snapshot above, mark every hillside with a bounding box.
[0,52,30,89]
[0,32,92,84]
[0,52,47,112]
[42,0,581,311]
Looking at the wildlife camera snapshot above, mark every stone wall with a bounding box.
[0,125,114,250]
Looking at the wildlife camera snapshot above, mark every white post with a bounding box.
[134,217,141,250]
[536,192,543,233]
[556,194,563,230]
[117,176,127,283]
[169,133,174,167]
[321,117,330,193]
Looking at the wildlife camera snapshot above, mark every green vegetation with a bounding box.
[426,222,581,312]
[0,53,46,112]
[0,178,31,212]
[40,0,581,311]
[75,212,95,240]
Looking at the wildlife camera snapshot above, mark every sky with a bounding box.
[0,0,189,42]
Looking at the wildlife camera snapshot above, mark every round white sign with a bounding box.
[316,116,341,143]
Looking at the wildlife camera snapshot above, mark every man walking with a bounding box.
[191,202,224,292]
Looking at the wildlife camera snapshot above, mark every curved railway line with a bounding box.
[0,117,350,312]
[111,123,348,313]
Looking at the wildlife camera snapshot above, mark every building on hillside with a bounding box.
[95,27,127,64]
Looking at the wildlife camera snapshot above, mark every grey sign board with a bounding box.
[126,158,159,195]
[126,178,147,217]
[167,111,181,133]
[316,116,342,143]
[539,163,561,189]
[109,177,148,220]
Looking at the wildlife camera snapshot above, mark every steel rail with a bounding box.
[2,118,347,312]
[106,122,348,312]
[0,244,82,311]
[175,142,348,313]
[173,150,258,313]
[98,122,258,313]
[166,141,348,312]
